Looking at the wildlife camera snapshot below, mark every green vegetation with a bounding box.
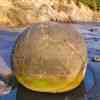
[96,0,100,10]
[80,0,100,10]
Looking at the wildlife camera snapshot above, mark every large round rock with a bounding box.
[12,22,87,93]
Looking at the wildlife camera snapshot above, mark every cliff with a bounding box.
[0,0,99,27]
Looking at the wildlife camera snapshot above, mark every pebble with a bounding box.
[88,28,98,32]
[93,56,100,62]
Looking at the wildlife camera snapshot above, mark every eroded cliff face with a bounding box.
[0,0,94,27]
[94,12,100,21]
[69,1,93,22]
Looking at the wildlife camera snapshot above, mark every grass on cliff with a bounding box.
[80,0,100,10]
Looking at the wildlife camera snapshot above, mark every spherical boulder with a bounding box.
[12,22,87,93]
